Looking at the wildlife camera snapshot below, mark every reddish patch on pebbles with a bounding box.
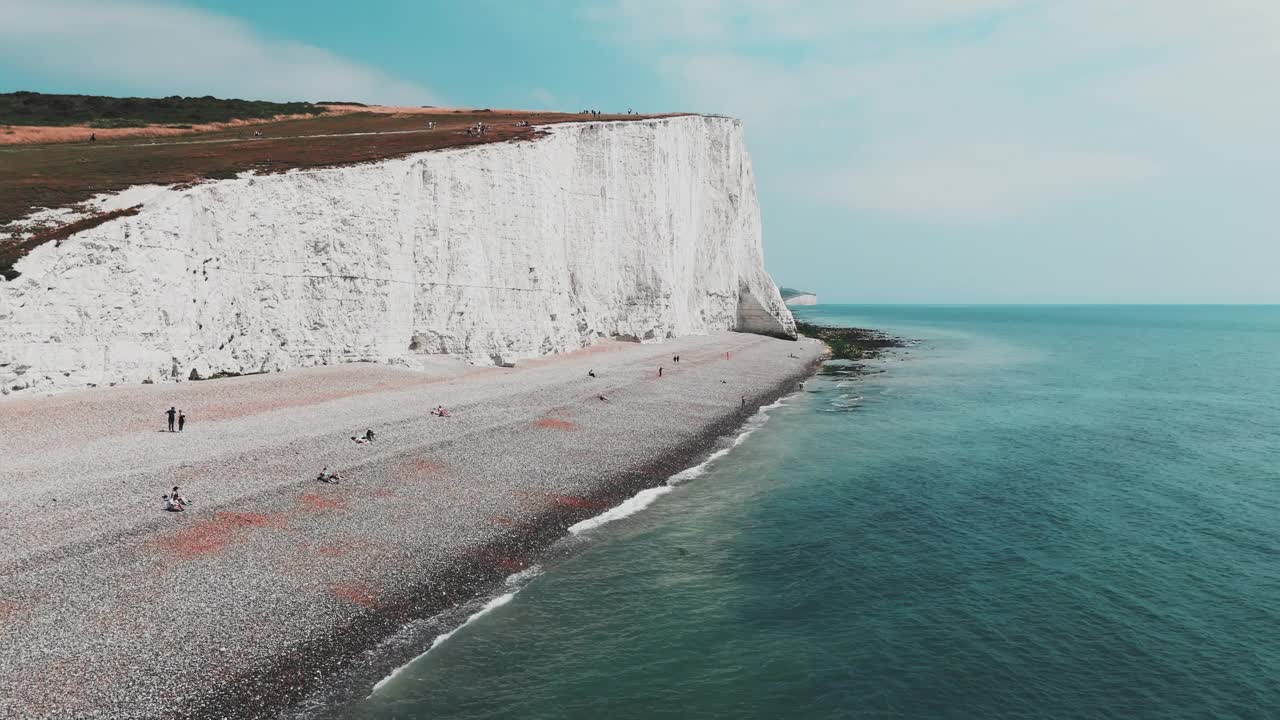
[316,545,348,558]
[328,583,377,607]
[373,488,399,498]
[490,516,516,527]
[395,458,445,487]
[546,494,609,510]
[0,599,23,624]
[154,512,279,559]
[534,418,579,431]
[300,493,348,511]
[410,459,445,476]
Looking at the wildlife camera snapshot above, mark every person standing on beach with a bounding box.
[658,367,663,378]
[165,407,177,432]
[741,395,747,408]
[178,411,186,432]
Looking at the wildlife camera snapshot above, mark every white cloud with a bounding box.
[594,0,1280,222]
[0,0,436,105]
[818,143,1157,223]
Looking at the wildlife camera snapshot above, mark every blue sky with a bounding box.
[3,1,1277,303]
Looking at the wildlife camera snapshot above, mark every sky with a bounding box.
[2,0,1278,303]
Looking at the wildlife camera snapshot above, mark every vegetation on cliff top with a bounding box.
[0,91,326,127]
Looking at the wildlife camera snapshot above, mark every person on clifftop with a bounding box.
[165,407,177,432]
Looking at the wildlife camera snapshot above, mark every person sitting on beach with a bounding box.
[162,494,184,511]
[166,486,189,510]
[351,435,370,445]
[363,428,375,442]
[588,369,596,378]
[317,467,342,484]
[431,405,450,417]
[598,394,610,402]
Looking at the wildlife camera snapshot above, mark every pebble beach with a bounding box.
[0,331,822,719]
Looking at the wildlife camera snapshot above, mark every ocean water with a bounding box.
[348,306,1280,719]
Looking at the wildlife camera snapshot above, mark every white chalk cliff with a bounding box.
[0,116,795,396]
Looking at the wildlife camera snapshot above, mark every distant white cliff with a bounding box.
[780,288,818,306]
[0,116,795,396]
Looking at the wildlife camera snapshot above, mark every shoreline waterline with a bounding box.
[202,340,829,720]
[364,391,800,699]
[0,331,834,720]
[347,305,1280,720]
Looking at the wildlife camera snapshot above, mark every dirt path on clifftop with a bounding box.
[0,332,821,720]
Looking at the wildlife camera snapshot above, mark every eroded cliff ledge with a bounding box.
[0,116,794,396]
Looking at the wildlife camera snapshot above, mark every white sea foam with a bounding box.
[425,593,515,651]
[370,394,796,694]
[576,393,790,513]
[568,485,674,535]
[369,566,541,695]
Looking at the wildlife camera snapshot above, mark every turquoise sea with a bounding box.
[348,306,1280,719]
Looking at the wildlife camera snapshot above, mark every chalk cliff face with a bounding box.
[0,116,794,396]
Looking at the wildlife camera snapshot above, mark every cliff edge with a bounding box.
[0,115,794,396]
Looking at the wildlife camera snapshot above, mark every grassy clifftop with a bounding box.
[0,91,326,128]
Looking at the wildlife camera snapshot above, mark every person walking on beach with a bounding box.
[178,411,186,432]
[165,406,177,432]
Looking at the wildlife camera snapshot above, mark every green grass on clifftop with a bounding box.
[0,91,326,127]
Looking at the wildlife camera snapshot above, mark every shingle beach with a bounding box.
[0,332,823,719]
